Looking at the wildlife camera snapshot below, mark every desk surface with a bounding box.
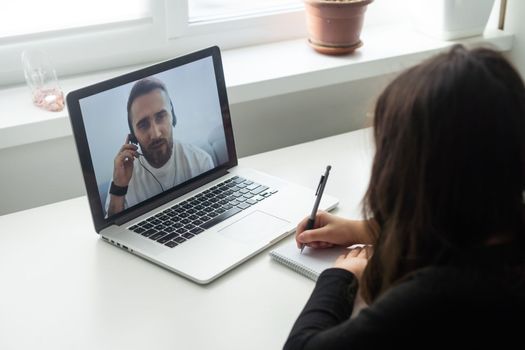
[0,128,374,350]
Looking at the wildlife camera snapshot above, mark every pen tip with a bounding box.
[326,165,332,171]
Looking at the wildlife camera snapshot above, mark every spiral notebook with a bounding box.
[270,240,349,281]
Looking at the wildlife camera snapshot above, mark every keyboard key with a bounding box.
[246,183,259,190]
[141,229,156,237]
[190,227,204,234]
[174,236,186,243]
[133,227,145,234]
[165,241,178,248]
[150,231,167,240]
[201,207,242,229]
[237,202,251,210]
[158,233,177,244]
[182,232,194,239]
[251,186,268,195]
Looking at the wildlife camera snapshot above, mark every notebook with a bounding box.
[66,46,339,284]
[270,240,350,281]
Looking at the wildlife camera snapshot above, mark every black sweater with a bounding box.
[284,259,525,349]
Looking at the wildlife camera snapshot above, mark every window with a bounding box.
[0,0,150,39]
[0,0,503,87]
[189,0,301,21]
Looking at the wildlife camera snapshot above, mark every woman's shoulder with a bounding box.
[353,264,525,344]
[372,264,525,318]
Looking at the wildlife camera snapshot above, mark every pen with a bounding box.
[300,165,331,254]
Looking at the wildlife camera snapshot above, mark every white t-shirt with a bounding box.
[105,140,214,214]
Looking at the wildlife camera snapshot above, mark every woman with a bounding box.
[284,45,525,349]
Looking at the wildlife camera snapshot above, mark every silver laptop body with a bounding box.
[67,46,338,284]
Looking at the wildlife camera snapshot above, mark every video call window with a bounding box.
[79,56,228,217]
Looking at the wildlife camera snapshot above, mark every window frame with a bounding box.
[0,0,504,87]
[0,0,307,86]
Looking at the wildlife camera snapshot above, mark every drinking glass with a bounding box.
[21,49,65,112]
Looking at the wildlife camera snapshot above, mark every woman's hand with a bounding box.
[334,245,373,280]
[295,211,373,250]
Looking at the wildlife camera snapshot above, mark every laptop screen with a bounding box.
[67,47,237,231]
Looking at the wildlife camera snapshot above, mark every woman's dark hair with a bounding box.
[361,45,525,303]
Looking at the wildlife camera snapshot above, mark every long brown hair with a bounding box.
[360,45,525,303]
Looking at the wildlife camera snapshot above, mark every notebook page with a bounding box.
[270,240,348,281]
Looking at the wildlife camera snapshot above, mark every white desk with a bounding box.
[0,128,374,350]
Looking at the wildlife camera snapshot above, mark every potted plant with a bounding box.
[304,0,373,55]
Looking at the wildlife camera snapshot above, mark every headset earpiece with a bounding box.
[128,133,138,145]
[170,100,176,127]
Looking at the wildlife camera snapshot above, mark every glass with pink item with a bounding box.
[21,50,65,112]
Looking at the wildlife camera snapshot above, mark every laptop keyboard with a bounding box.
[128,176,277,248]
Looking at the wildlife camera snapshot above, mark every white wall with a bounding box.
[505,0,525,77]
[4,0,524,216]
[0,75,391,215]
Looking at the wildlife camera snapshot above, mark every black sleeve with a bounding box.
[283,268,427,350]
[284,268,358,350]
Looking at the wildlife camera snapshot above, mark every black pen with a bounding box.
[301,165,332,254]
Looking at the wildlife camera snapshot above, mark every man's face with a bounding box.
[130,89,174,168]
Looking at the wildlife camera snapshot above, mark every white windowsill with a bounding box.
[0,25,513,150]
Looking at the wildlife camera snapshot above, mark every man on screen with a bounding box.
[106,77,214,216]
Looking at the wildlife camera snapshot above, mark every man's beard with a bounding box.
[142,137,173,168]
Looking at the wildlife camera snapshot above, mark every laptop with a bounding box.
[67,46,339,284]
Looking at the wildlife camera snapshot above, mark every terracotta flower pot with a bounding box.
[304,0,373,55]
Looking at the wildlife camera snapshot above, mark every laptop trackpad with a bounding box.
[218,210,290,244]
